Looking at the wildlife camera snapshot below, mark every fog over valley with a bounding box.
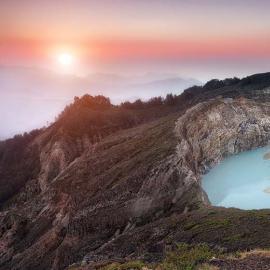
[0,66,200,139]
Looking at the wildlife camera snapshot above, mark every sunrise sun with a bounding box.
[57,52,73,66]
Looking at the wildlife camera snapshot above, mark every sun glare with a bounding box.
[57,52,73,66]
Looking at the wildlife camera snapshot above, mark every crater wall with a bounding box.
[175,97,270,203]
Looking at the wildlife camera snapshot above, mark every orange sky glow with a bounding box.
[1,0,270,79]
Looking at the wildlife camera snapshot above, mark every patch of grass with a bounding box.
[97,247,270,270]
[202,219,231,229]
[184,218,231,232]
[246,210,270,220]
[183,222,200,231]
[223,234,244,243]
[219,248,270,261]
[99,244,219,270]
[237,248,270,259]
[160,243,217,270]
[101,260,145,270]
[207,211,217,216]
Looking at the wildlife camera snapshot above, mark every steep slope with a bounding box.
[0,113,184,270]
[1,73,270,270]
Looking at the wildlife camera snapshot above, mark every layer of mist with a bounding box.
[0,66,200,139]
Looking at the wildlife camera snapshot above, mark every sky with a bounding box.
[1,0,270,80]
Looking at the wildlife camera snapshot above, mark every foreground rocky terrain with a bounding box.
[2,72,270,269]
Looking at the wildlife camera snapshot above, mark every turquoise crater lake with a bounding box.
[202,145,270,210]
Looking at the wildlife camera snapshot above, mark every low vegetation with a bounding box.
[83,243,220,270]
[160,243,218,270]
[69,247,270,270]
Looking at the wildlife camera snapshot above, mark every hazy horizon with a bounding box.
[0,65,202,139]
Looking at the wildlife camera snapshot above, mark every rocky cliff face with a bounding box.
[2,73,270,270]
[175,97,270,203]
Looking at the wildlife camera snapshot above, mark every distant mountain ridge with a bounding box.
[0,66,200,138]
